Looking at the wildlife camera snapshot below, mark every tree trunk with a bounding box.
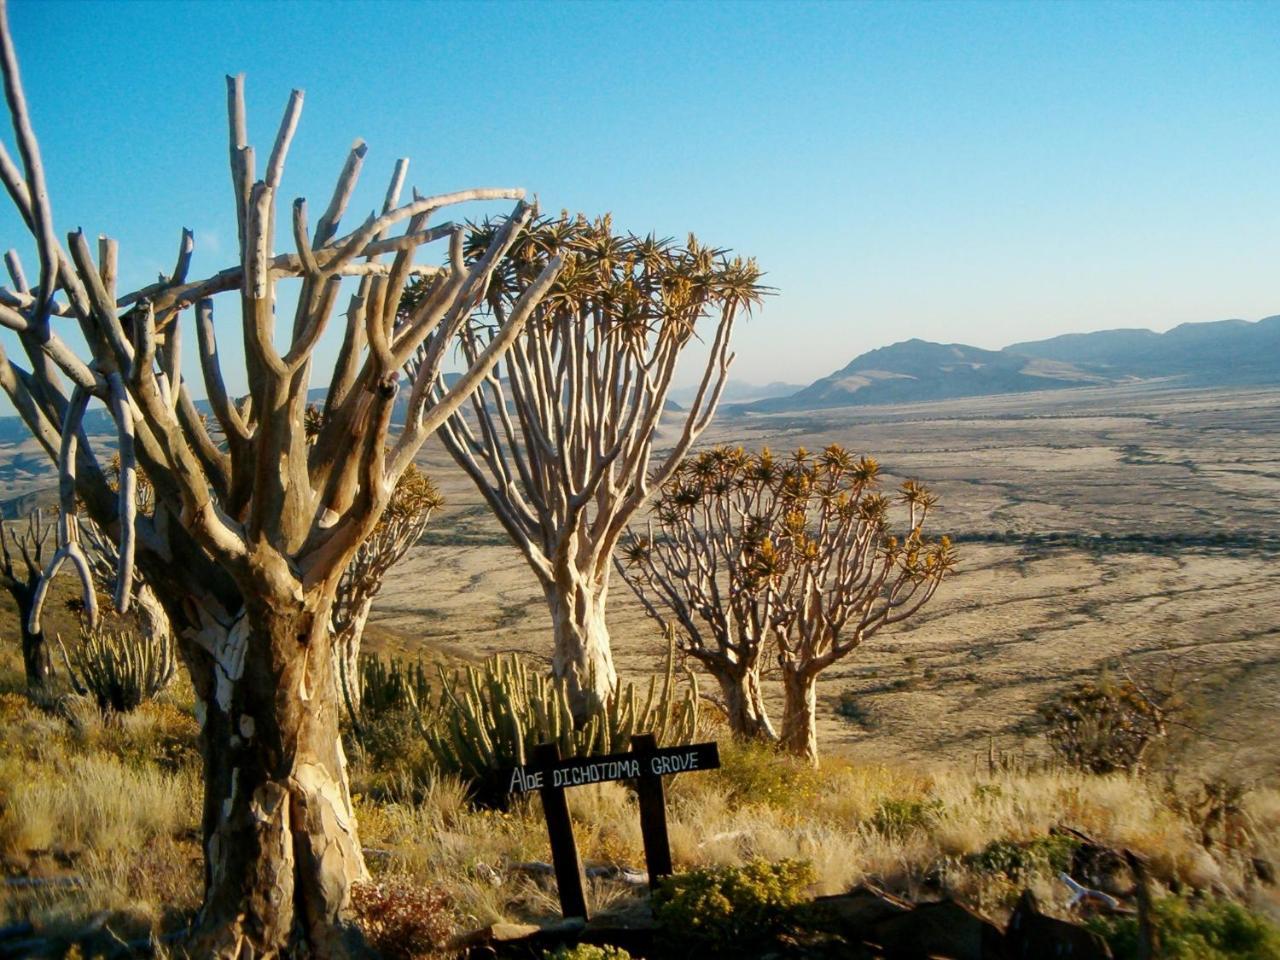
[335,596,374,715]
[184,601,370,959]
[134,582,172,650]
[780,669,820,766]
[546,568,617,718]
[20,620,51,692]
[715,665,776,741]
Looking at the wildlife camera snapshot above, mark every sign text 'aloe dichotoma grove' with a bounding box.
[506,742,720,794]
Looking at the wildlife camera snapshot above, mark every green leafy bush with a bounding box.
[965,834,1081,880]
[1087,895,1280,960]
[652,859,815,957]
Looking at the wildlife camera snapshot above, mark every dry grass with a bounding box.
[0,667,203,947]
[0,644,1277,949]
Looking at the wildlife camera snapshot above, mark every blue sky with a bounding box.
[2,0,1279,395]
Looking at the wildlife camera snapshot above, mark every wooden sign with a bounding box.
[507,741,720,794]
[509,737,721,919]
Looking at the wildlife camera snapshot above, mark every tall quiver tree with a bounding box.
[620,445,957,765]
[0,6,560,953]
[419,215,765,714]
[0,508,53,689]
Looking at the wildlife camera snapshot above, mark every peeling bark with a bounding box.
[334,595,372,714]
[187,602,369,959]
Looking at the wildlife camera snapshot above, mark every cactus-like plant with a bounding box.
[60,625,176,713]
[352,654,433,718]
[421,631,698,794]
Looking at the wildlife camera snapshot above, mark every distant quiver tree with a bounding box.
[0,3,561,953]
[619,445,957,765]
[332,462,441,714]
[0,507,53,689]
[411,214,766,714]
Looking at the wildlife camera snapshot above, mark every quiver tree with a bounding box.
[333,462,441,714]
[0,507,52,689]
[0,6,560,953]
[619,445,957,765]
[416,214,765,714]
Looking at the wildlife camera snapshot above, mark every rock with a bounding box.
[1006,890,1111,959]
[449,921,542,954]
[872,899,1007,960]
[808,883,913,938]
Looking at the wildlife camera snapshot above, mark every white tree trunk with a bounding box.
[546,569,617,718]
[715,666,777,742]
[335,595,374,715]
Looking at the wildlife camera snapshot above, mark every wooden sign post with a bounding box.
[507,739,721,919]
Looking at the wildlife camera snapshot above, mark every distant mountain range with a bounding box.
[740,316,1280,412]
[1,318,1277,450]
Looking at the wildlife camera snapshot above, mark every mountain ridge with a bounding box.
[742,315,1280,412]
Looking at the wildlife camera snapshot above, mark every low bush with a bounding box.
[1087,895,1280,960]
[835,689,879,730]
[964,834,1081,880]
[652,858,815,957]
[700,737,824,809]
[351,876,454,959]
[871,796,944,838]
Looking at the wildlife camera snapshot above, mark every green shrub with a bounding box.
[1087,895,1280,960]
[702,737,824,809]
[358,654,433,717]
[965,834,1081,880]
[541,946,632,960]
[62,626,175,713]
[652,859,814,957]
[870,796,943,838]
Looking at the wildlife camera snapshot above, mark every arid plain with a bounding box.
[1,381,1276,776]
[366,382,1280,777]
